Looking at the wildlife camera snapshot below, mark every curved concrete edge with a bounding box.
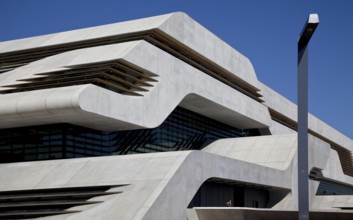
[76,40,270,130]
[158,12,258,84]
[0,40,271,130]
[139,151,290,220]
[0,13,173,53]
[0,151,289,220]
[200,134,353,211]
[0,84,143,130]
[0,41,141,88]
[0,85,88,129]
[0,12,258,87]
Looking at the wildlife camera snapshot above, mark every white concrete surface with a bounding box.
[258,81,353,154]
[203,134,297,170]
[312,195,353,210]
[0,151,289,220]
[202,133,353,212]
[0,41,140,87]
[0,12,258,86]
[0,40,271,130]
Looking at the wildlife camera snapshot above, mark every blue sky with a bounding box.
[1,0,352,139]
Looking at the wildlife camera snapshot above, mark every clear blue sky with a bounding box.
[1,0,352,139]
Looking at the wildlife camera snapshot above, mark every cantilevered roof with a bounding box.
[0,41,271,130]
[0,12,259,90]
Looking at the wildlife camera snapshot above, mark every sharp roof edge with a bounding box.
[0,13,174,53]
[0,41,142,89]
[0,12,259,85]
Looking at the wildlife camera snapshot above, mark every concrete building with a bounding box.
[0,12,352,220]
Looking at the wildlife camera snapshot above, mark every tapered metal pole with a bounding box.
[298,14,319,220]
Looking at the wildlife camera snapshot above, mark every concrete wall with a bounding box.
[0,151,290,220]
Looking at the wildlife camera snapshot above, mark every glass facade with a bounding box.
[0,107,258,163]
[188,180,269,208]
[316,180,353,195]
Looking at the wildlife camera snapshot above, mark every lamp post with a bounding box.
[298,14,319,220]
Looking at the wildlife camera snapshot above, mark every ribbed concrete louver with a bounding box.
[0,185,124,219]
[0,30,262,102]
[0,33,148,74]
[331,145,353,177]
[0,61,157,96]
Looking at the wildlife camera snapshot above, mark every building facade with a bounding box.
[0,12,352,220]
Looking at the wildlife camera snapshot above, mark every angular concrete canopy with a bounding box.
[0,40,271,130]
[0,12,258,86]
